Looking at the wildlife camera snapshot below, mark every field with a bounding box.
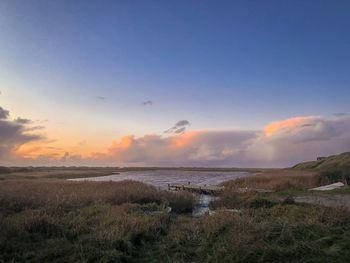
[1,153,350,262]
[0,167,120,180]
[0,180,195,262]
[0,166,262,180]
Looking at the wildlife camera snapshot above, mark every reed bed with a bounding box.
[0,179,195,214]
[2,176,350,262]
[222,169,325,191]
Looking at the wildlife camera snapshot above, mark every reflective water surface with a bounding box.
[71,170,251,217]
[70,170,250,190]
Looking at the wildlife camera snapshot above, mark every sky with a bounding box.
[1,0,350,167]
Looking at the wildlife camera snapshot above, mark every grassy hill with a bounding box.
[292,152,350,170]
[292,152,350,184]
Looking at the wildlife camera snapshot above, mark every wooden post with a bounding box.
[168,183,170,191]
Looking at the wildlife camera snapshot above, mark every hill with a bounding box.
[292,152,350,170]
[292,152,350,183]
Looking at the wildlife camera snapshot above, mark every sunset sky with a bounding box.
[1,0,350,167]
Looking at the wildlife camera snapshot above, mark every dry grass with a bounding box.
[2,177,350,262]
[143,205,350,262]
[0,179,196,262]
[222,169,325,191]
[211,169,331,211]
[0,179,195,214]
[0,167,118,179]
[0,202,171,262]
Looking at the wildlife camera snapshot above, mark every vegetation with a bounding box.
[217,152,350,193]
[0,166,262,180]
[221,169,323,191]
[2,179,350,262]
[142,205,350,263]
[0,167,120,180]
[292,152,350,184]
[1,154,350,262]
[292,152,350,171]
[0,180,195,262]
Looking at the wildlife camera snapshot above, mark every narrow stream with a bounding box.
[192,194,218,217]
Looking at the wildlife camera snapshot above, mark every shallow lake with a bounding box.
[70,170,251,189]
[70,170,252,217]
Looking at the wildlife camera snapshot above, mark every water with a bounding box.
[192,194,218,217]
[70,170,250,190]
[70,170,251,217]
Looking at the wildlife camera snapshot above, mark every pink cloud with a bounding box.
[4,113,350,168]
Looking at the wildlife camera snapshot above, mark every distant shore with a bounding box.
[0,166,265,180]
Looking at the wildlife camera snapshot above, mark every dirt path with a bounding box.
[295,194,350,209]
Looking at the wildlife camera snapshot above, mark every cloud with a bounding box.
[142,100,153,106]
[15,118,32,124]
[94,130,258,166]
[96,96,106,101]
[4,113,350,168]
[264,116,319,136]
[95,115,350,167]
[246,115,350,166]
[165,120,191,134]
[0,106,43,159]
[61,152,70,162]
[78,140,87,145]
[0,107,9,119]
[334,113,348,117]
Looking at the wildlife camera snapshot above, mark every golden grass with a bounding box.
[0,179,195,213]
[158,205,350,263]
[0,167,117,179]
[2,175,350,262]
[222,169,325,191]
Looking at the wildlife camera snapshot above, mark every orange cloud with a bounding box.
[14,144,62,159]
[14,139,99,160]
[264,116,319,136]
[170,131,201,148]
[109,135,134,152]
[6,110,350,168]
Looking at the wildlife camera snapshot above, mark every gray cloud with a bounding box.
[0,106,43,158]
[142,100,153,106]
[245,115,350,167]
[102,130,258,167]
[61,152,70,162]
[102,116,350,167]
[4,114,350,168]
[15,118,32,124]
[334,113,348,117]
[173,127,186,134]
[78,140,87,145]
[24,126,45,132]
[165,120,191,134]
[0,107,9,119]
[96,96,106,101]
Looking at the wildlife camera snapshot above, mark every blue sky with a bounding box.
[1,0,350,166]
